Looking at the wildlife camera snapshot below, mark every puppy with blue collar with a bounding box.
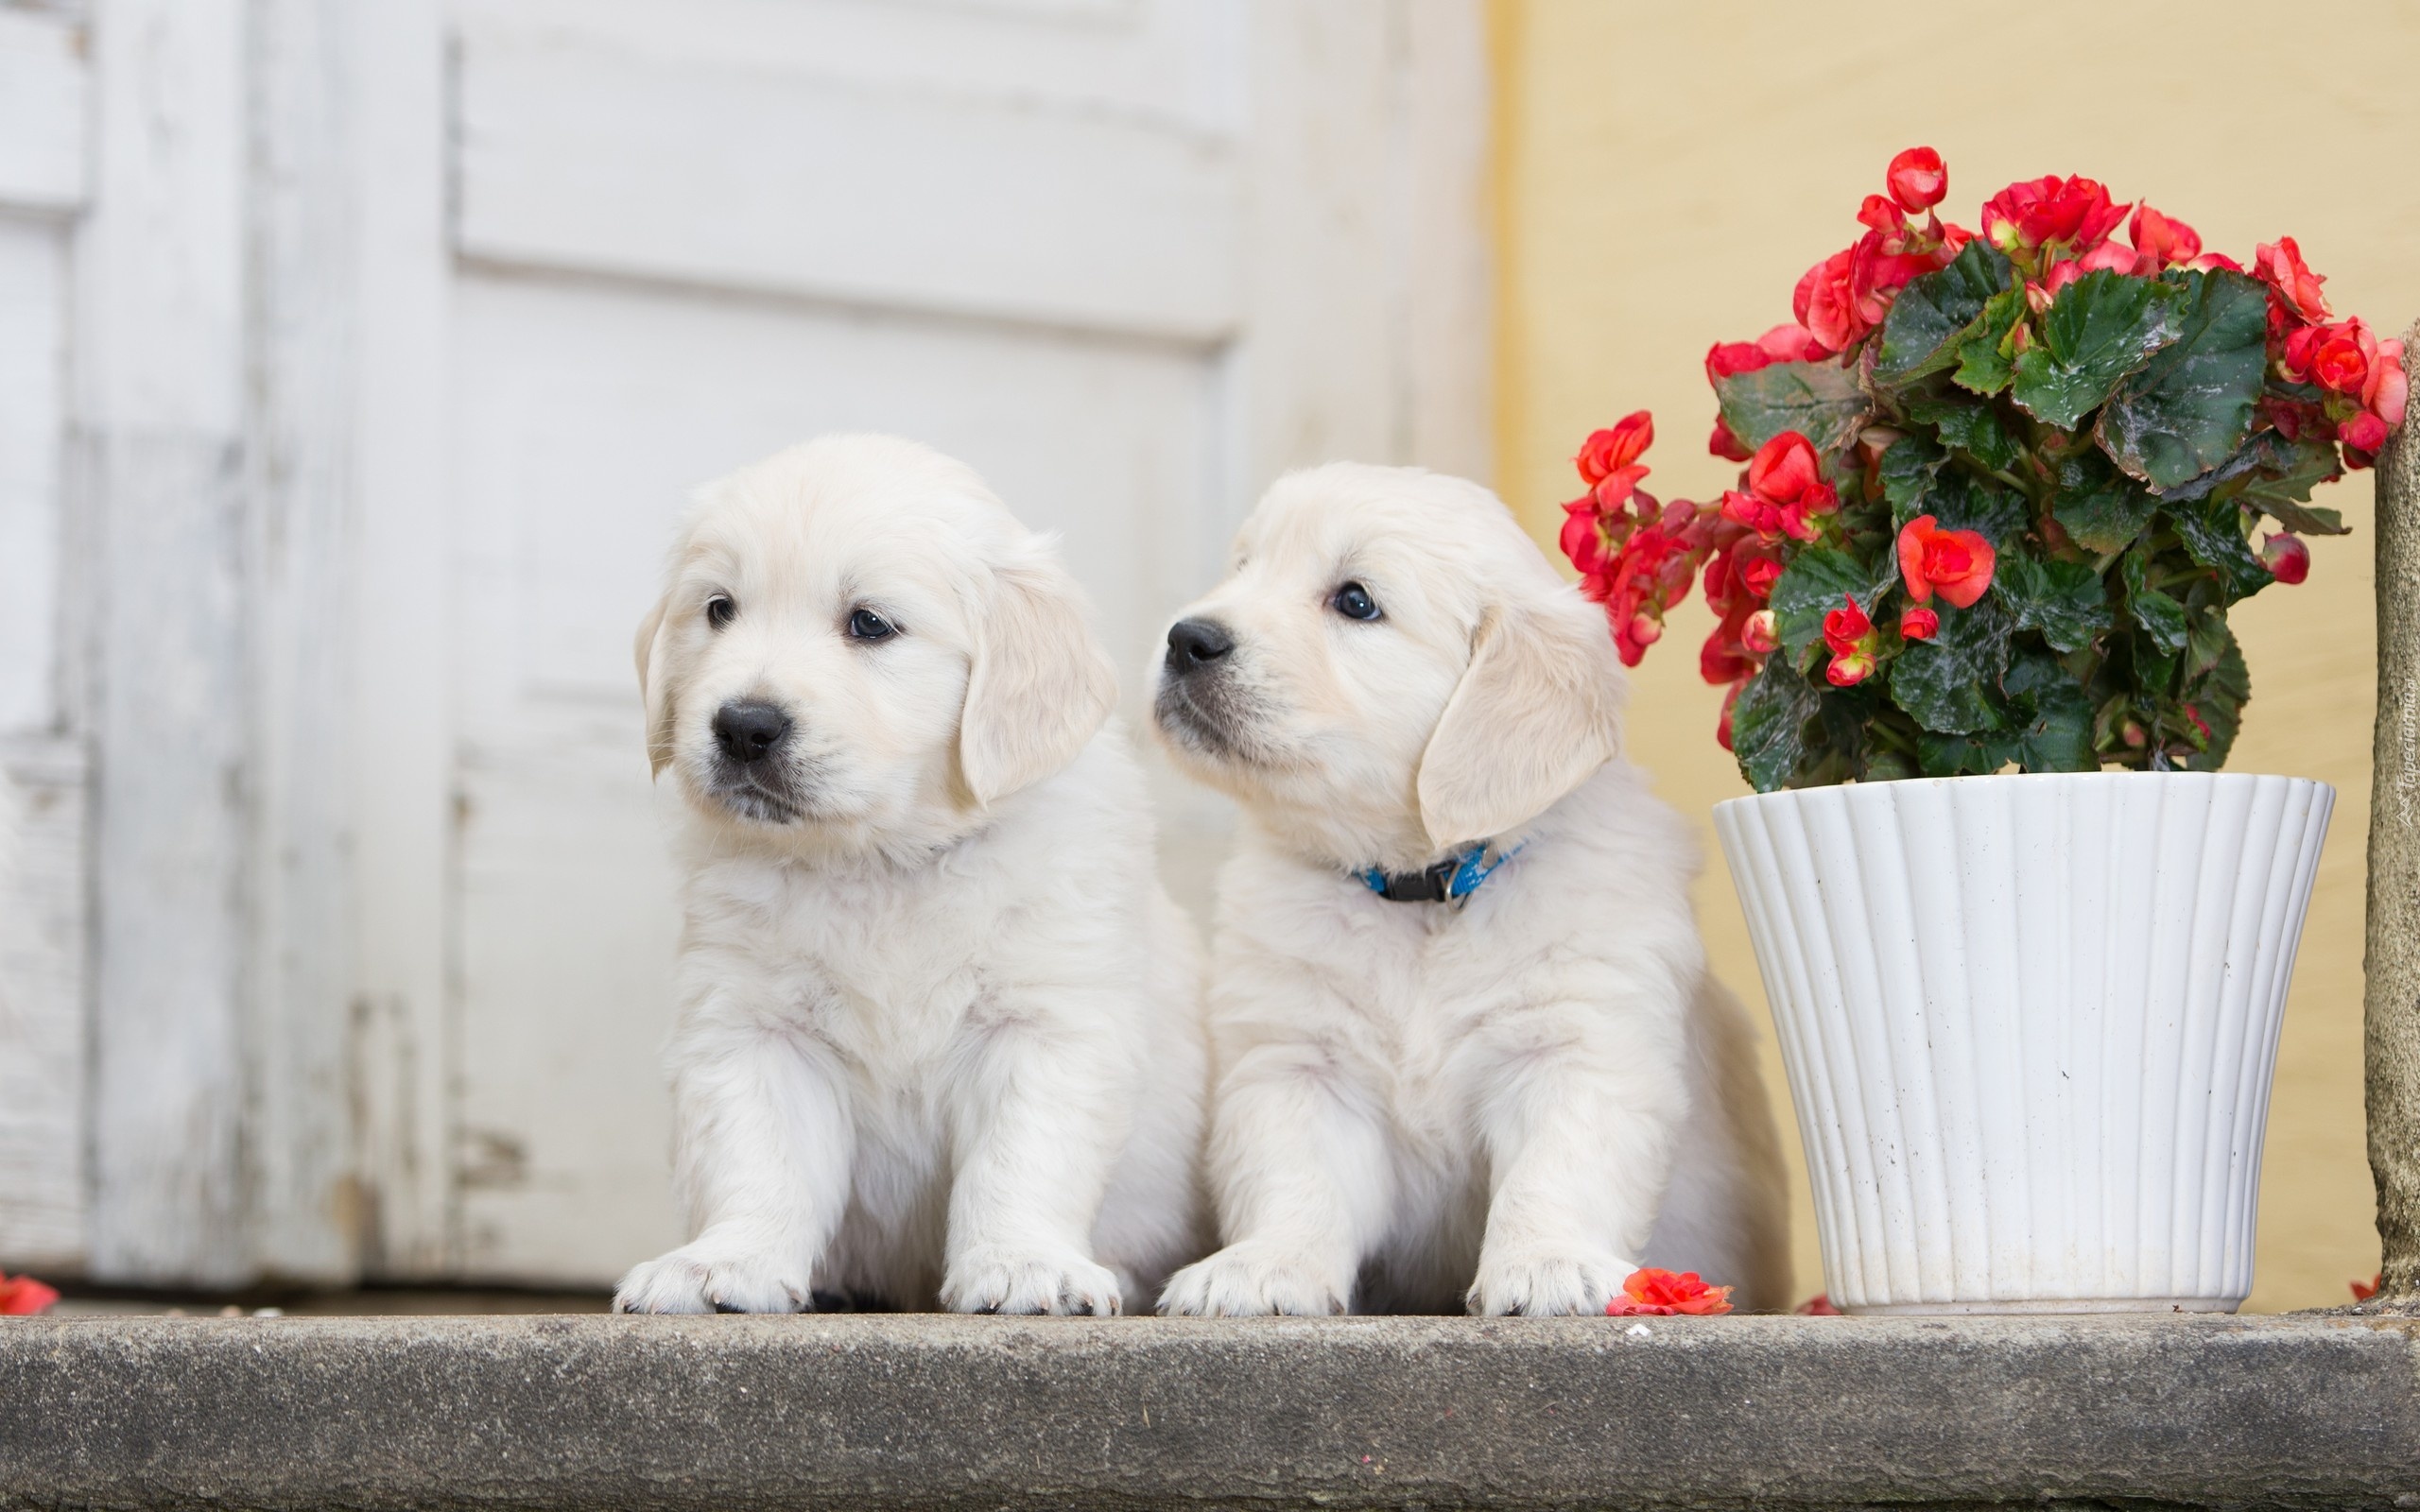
[1150,463,1789,1316]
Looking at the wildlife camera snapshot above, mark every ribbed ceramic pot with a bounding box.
[1713,772,2332,1315]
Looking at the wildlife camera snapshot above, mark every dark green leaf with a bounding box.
[1951,287,2027,395]
[1877,434,1947,516]
[1925,471,2029,546]
[1730,657,1822,793]
[2049,451,2160,554]
[2094,270,2269,490]
[1714,357,1870,456]
[2120,546,2188,654]
[2177,635,2250,770]
[1889,596,2011,734]
[1768,548,1886,662]
[1872,241,2014,387]
[2002,654,2097,771]
[2183,606,2232,681]
[1996,554,2111,652]
[2234,432,2351,534]
[1916,728,2021,777]
[2011,270,2182,431]
[1907,394,2024,473]
[2164,497,2271,601]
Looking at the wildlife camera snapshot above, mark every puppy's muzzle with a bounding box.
[713,700,793,765]
[1164,618,1234,679]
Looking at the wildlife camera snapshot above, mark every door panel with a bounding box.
[456,32,1243,342]
[430,0,1484,1283]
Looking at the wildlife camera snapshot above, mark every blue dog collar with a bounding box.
[1358,841,1525,904]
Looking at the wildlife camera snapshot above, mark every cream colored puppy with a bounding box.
[1151,463,1789,1316]
[614,435,1206,1315]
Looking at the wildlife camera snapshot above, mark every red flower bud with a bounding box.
[1738,555,1782,601]
[1741,609,1780,655]
[1715,679,1746,753]
[1708,415,1752,462]
[2128,204,2202,268]
[1886,146,1946,214]
[1899,607,1940,642]
[1822,598,1878,687]
[2260,532,2310,585]
[2342,411,2389,454]
[1896,515,1997,608]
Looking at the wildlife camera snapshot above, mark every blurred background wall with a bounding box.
[1491,0,2420,1311]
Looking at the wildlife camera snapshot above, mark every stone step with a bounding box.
[4,1312,2414,1508]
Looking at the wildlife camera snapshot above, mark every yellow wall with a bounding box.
[1492,0,2420,1312]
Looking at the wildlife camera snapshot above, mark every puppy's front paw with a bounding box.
[942,1246,1123,1316]
[1465,1248,1632,1317]
[614,1240,811,1314]
[1156,1242,1348,1317]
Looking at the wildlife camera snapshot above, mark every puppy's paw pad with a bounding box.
[942,1246,1123,1316]
[614,1244,810,1315]
[1156,1244,1346,1317]
[1465,1250,1631,1317]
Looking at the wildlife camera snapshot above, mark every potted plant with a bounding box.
[1559,148,2404,1314]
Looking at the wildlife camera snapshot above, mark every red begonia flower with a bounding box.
[2255,236,2330,329]
[1981,174,2128,259]
[1576,412,1654,486]
[1708,415,1752,462]
[2354,1272,2383,1303]
[1896,515,1996,608]
[1793,246,1866,354]
[2260,532,2310,585]
[0,1272,60,1315]
[2373,337,2409,430]
[1899,607,1940,642]
[1795,1293,1844,1315]
[1721,432,1839,543]
[1886,146,1946,215]
[1605,1267,1734,1316]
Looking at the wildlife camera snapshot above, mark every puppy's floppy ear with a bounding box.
[958,544,1118,806]
[634,593,679,778]
[1416,591,1625,847]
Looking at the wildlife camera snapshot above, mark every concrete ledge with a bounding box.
[5,1313,2418,1509]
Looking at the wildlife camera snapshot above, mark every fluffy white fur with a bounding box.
[614,435,1207,1315]
[1150,462,1790,1316]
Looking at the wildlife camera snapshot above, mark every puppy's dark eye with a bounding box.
[1331,581,1381,622]
[847,607,897,642]
[705,595,736,629]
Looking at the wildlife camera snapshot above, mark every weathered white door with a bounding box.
[7,0,1488,1290]
[416,0,1491,1286]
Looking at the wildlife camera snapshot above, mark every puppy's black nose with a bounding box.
[712,700,793,765]
[1165,619,1234,676]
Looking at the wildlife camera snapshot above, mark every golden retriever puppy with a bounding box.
[614,435,1206,1315]
[1150,463,1789,1316]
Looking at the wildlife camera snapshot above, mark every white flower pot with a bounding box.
[1713,771,2333,1315]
